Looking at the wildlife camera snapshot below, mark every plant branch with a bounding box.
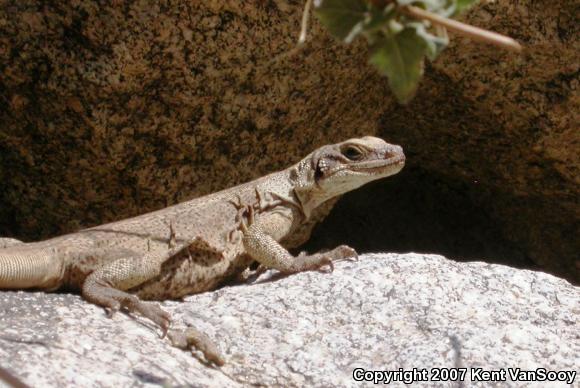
[298,0,314,45]
[403,5,523,53]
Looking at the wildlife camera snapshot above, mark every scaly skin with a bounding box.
[0,136,405,365]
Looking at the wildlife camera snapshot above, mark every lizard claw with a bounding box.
[335,245,358,262]
[316,257,334,273]
[323,245,358,262]
[118,296,172,337]
[136,303,172,338]
[105,304,120,318]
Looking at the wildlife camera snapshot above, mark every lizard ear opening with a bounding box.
[314,160,324,182]
[310,145,335,184]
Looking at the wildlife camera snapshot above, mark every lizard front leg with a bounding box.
[242,212,357,274]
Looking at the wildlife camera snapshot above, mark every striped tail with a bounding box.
[0,241,65,290]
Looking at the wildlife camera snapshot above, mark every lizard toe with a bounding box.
[315,256,334,273]
[129,300,172,337]
[105,303,121,318]
[333,245,358,261]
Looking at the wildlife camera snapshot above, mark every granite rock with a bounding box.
[0,253,578,387]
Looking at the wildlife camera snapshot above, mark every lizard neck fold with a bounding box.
[288,161,320,220]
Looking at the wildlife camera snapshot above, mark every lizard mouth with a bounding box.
[315,154,405,182]
[341,153,406,177]
[349,154,406,172]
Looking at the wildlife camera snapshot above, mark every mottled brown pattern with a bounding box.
[133,248,252,300]
[0,0,386,239]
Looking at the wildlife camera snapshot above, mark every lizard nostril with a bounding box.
[384,145,404,160]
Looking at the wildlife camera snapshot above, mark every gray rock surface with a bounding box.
[0,253,578,387]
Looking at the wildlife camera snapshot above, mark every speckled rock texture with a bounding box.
[0,0,391,236]
[0,253,578,387]
[0,0,577,285]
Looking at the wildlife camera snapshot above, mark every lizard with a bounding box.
[0,136,405,366]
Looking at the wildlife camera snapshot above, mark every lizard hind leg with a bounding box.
[82,256,171,335]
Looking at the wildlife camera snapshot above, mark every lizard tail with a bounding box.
[0,244,65,290]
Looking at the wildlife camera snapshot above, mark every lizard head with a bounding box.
[293,136,405,218]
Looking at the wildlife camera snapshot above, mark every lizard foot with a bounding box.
[125,298,172,337]
[293,245,358,273]
[328,244,358,262]
[168,327,225,366]
[83,284,171,336]
[292,252,332,273]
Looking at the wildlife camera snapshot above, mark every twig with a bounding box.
[403,5,522,52]
[298,0,314,45]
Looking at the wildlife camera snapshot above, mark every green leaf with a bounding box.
[314,0,368,42]
[362,4,396,34]
[369,28,428,103]
[410,22,448,60]
[315,0,476,103]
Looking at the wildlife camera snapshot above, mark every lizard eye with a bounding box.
[341,146,363,161]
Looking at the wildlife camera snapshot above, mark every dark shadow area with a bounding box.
[304,166,543,275]
[0,186,19,240]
